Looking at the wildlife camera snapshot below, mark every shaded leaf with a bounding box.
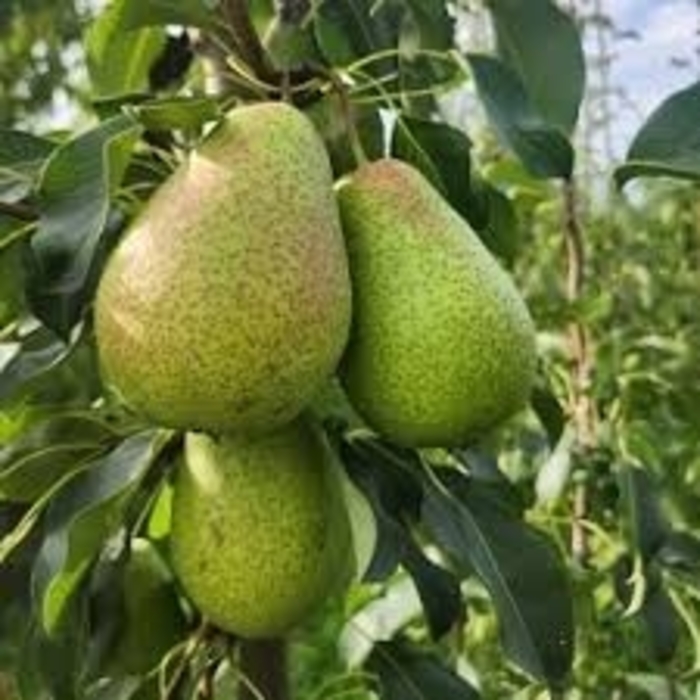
[468,54,573,179]
[0,326,79,404]
[616,80,700,186]
[366,639,481,700]
[27,115,142,337]
[640,584,680,664]
[118,0,217,31]
[657,530,700,573]
[530,383,566,447]
[86,0,166,97]
[619,465,670,562]
[32,431,164,634]
[0,130,56,202]
[423,468,573,686]
[487,0,585,133]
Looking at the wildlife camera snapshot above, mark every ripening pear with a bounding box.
[337,159,537,448]
[95,102,351,435]
[170,417,353,638]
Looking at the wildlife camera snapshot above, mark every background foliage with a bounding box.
[1,1,700,699]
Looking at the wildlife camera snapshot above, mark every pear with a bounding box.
[170,417,353,638]
[95,102,351,435]
[337,158,537,448]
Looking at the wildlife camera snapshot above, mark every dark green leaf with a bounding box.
[392,116,475,222]
[423,468,573,686]
[474,182,519,265]
[0,326,78,404]
[366,639,481,700]
[32,431,164,634]
[132,96,222,132]
[118,0,217,30]
[27,115,142,337]
[616,80,700,186]
[530,384,566,447]
[0,130,56,201]
[86,0,166,97]
[640,584,680,664]
[468,54,573,179]
[487,0,585,133]
[657,530,700,573]
[619,465,670,561]
[313,0,401,72]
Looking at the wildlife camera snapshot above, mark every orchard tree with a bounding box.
[1,1,700,699]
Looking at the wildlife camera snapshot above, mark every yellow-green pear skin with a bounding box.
[337,159,537,448]
[94,102,351,435]
[170,418,353,638]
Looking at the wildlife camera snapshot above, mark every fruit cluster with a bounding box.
[94,102,537,639]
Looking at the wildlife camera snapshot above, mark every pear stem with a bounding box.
[328,70,368,168]
[562,177,597,567]
[238,638,289,700]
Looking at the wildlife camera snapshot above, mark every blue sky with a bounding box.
[604,0,699,156]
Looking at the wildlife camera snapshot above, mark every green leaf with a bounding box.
[423,469,573,687]
[468,54,573,179]
[132,96,222,132]
[0,326,79,404]
[487,0,585,133]
[86,0,166,97]
[366,639,481,700]
[615,81,700,187]
[392,116,474,220]
[640,584,680,664]
[619,465,670,562]
[32,431,164,634]
[313,0,401,71]
[0,130,56,201]
[117,0,217,30]
[657,530,700,573]
[530,383,566,447]
[27,114,142,337]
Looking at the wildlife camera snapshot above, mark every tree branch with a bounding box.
[562,177,597,566]
[0,200,38,222]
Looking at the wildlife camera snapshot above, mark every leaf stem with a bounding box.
[220,0,275,84]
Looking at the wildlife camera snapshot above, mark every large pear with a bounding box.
[170,417,353,639]
[337,159,537,448]
[95,102,351,434]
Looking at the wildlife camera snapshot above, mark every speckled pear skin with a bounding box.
[337,159,537,448]
[94,102,351,435]
[170,418,353,638]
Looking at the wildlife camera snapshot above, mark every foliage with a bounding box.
[0,0,699,699]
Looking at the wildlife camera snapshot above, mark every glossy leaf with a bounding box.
[0,130,55,202]
[616,80,700,186]
[468,54,573,179]
[0,326,78,404]
[32,431,163,634]
[487,0,585,133]
[27,114,142,337]
[132,96,221,132]
[423,468,574,687]
[86,0,166,97]
[366,639,481,700]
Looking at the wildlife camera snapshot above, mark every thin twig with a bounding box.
[562,177,597,566]
[0,200,38,222]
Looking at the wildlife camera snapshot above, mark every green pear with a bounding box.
[95,102,351,435]
[170,417,353,638]
[108,539,186,677]
[337,158,537,447]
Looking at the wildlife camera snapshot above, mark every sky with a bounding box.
[593,0,699,158]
